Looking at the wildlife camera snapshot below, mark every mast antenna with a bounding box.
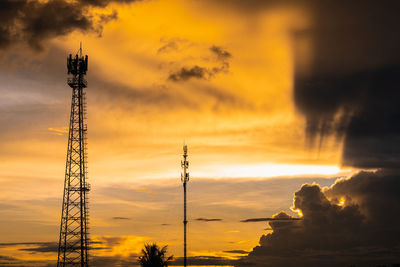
[181,144,190,267]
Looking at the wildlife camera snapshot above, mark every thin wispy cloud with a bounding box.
[112,217,131,220]
[195,218,223,222]
[240,217,301,223]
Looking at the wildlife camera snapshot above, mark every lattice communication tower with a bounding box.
[57,46,90,267]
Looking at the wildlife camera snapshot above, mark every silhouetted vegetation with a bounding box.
[138,243,173,267]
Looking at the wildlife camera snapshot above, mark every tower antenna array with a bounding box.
[181,144,190,267]
[57,47,90,266]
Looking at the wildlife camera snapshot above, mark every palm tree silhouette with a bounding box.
[138,243,173,267]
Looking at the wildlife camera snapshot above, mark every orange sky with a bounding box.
[0,0,357,265]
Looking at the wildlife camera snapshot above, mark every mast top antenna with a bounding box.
[183,144,188,155]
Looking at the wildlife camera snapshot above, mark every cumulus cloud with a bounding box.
[0,0,138,50]
[239,170,400,267]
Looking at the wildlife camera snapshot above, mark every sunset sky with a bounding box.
[1,0,399,266]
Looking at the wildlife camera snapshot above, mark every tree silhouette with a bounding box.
[138,243,173,267]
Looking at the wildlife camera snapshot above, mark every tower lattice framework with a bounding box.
[57,47,90,267]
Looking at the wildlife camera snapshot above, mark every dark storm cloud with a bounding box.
[240,216,301,223]
[296,65,400,168]
[195,217,222,222]
[0,0,138,50]
[239,170,400,267]
[21,0,93,50]
[289,0,400,168]
[0,1,24,48]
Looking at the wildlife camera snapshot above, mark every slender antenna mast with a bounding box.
[181,144,189,267]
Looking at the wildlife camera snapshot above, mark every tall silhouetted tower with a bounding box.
[181,144,189,267]
[57,45,90,267]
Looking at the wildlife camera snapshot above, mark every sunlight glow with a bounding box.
[292,209,303,217]
[192,163,351,178]
[91,235,149,257]
[338,197,346,207]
